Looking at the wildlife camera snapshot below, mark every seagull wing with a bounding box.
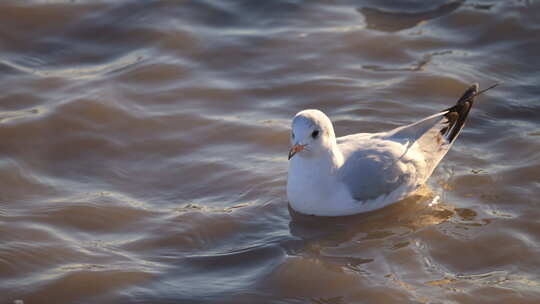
[388,83,479,179]
[337,135,417,201]
[337,83,480,202]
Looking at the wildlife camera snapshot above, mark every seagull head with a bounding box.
[288,109,337,160]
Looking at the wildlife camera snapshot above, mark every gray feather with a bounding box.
[337,136,413,201]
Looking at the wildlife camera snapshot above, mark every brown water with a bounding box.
[1,0,540,303]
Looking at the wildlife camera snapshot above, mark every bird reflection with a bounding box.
[287,186,454,250]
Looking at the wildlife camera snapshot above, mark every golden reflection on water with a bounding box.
[288,185,454,241]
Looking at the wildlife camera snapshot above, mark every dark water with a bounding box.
[1,0,540,303]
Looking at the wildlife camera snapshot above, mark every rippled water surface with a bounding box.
[1,0,540,303]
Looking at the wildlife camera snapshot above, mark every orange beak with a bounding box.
[288,144,305,160]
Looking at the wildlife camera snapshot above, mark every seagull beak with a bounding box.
[288,144,305,160]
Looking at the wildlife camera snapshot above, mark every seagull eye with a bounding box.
[311,130,319,138]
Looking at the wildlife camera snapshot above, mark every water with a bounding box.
[1,0,540,303]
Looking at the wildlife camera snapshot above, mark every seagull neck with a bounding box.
[327,141,344,170]
[293,144,343,177]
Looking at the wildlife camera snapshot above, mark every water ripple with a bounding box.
[0,52,144,80]
[1,0,540,303]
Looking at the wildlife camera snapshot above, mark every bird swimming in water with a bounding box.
[287,83,496,216]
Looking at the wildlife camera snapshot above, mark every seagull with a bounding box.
[287,83,494,216]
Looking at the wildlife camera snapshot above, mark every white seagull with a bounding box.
[287,83,493,216]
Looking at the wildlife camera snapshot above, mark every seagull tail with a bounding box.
[440,83,479,143]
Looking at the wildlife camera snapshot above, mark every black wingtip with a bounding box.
[441,83,480,143]
[456,83,479,105]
